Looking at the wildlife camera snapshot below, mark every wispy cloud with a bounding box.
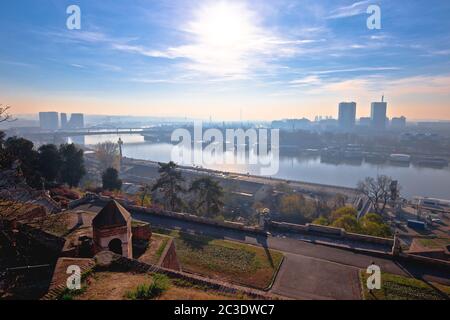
[42,2,319,81]
[0,60,35,68]
[70,63,85,69]
[153,1,307,79]
[327,0,372,19]
[289,75,322,87]
[313,67,400,75]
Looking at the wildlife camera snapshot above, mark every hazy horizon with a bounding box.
[10,112,450,124]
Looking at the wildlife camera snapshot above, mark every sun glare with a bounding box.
[189,2,256,48]
[176,1,267,77]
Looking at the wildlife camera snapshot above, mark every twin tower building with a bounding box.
[39,111,84,131]
[338,97,400,131]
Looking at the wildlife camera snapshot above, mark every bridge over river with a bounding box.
[25,128,159,138]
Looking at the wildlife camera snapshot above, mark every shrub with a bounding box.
[126,274,170,300]
[312,216,329,226]
[330,206,357,221]
[332,214,360,233]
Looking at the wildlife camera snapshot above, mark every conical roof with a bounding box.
[92,200,131,228]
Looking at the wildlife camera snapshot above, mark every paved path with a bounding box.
[272,253,361,300]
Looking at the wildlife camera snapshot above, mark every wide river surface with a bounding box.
[71,134,450,200]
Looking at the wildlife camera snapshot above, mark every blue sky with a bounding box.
[1,0,450,120]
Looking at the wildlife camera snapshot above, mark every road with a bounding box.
[75,202,450,299]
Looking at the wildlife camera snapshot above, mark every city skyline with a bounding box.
[1,0,450,120]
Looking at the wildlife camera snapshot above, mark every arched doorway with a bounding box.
[108,238,123,255]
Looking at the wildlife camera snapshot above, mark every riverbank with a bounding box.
[120,157,361,204]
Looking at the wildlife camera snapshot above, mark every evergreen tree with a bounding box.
[59,143,86,187]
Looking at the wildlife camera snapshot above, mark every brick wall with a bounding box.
[158,238,181,271]
[132,224,152,241]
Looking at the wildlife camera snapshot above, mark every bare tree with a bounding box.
[0,104,14,123]
[357,175,394,214]
[94,141,120,171]
[330,193,348,210]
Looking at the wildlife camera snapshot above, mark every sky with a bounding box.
[1,0,450,121]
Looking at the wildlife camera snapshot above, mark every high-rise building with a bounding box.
[68,113,84,129]
[338,102,356,130]
[61,113,68,129]
[39,112,59,130]
[371,97,387,130]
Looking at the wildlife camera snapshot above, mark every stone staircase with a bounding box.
[41,258,95,300]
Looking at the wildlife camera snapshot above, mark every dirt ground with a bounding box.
[75,272,233,300]
[137,234,170,264]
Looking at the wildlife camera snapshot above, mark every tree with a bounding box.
[359,213,392,237]
[94,141,120,171]
[278,193,315,223]
[189,177,224,217]
[2,137,41,187]
[38,144,62,183]
[330,193,348,210]
[330,206,358,221]
[0,131,5,167]
[314,195,332,217]
[102,168,122,191]
[332,214,360,233]
[312,216,329,226]
[0,105,13,166]
[59,143,86,187]
[137,184,152,207]
[152,161,184,211]
[357,175,395,214]
[0,104,14,123]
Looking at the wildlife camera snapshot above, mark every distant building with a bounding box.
[417,122,450,130]
[391,116,406,129]
[68,113,84,129]
[371,97,387,130]
[61,113,68,129]
[359,117,372,127]
[272,118,311,131]
[338,102,356,130]
[39,112,59,131]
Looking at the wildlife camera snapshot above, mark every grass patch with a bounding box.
[360,271,450,300]
[58,286,87,300]
[155,237,170,259]
[154,228,283,290]
[418,237,450,249]
[131,220,148,227]
[125,274,170,300]
[171,278,250,300]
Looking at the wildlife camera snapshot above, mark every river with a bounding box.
[69,134,450,200]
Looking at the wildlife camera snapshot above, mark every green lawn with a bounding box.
[360,271,450,300]
[153,228,283,290]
